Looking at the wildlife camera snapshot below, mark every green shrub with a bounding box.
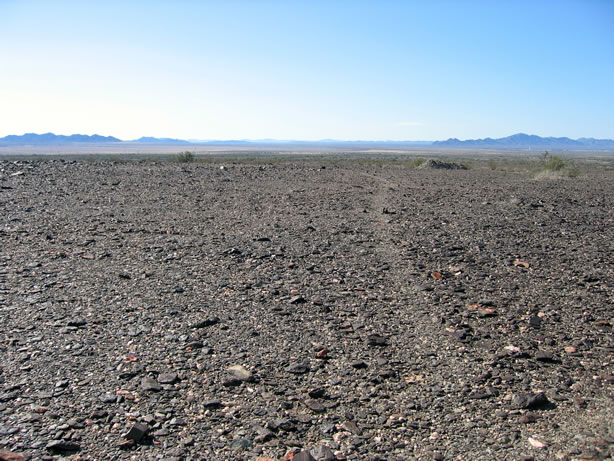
[541,151,566,171]
[409,157,426,168]
[176,151,195,163]
[533,151,580,179]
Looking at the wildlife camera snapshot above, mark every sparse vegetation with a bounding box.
[534,151,580,179]
[409,157,426,168]
[175,151,195,163]
[541,151,566,171]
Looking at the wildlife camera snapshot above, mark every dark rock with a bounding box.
[367,334,388,346]
[158,373,179,384]
[223,378,242,387]
[528,315,542,328]
[0,392,18,402]
[230,438,252,450]
[519,413,538,424]
[191,317,220,328]
[254,426,274,442]
[46,440,80,452]
[535,350,554,362]
[293,451,316,461]
[308,387,326,398]
[511,392,550,409]
[341,420,361,435]
[123,422,149,442]
[67,319,87,327]
[286,363,310,374]
[203,399,223,408]
[169,417,186,426]
[310,445,336,461]
[141,376,161,392]
[304,399,326,413]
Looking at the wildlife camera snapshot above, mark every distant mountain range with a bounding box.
[432,133,614,149]
[130,136,190,144]
[1,132,614,150]
[0,133,122,144]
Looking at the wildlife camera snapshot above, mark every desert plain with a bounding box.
[0,154,613,460]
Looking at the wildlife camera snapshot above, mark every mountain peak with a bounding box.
[0,133,121,144]
[432,134,614,149]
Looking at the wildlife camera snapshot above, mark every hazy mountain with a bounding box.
[130,136,191,144]
[2,132,613,150]
[0,132,121,144]
[432,133,614,149]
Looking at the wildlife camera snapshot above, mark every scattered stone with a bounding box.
[141,376,162,392]
[67,319,87,327]
[350,360,368,369]
[169,417,187,426]
[304,399,326,413]
[186,340,204,349]
[511,392,550,409]
[293,451,316,461]
[367,334,388,346]
[478,308,496,318]
[203,399,223,408]
[230,438,252,450]
[123,422,149,442]
[528,437,547,448]
[286,363,310,374]
[315,348,329,359]
[341,420,361,435]
[46,440,80,453]
[519,413,538,424]
[254,426,274,442]
[3,160,612,460]
[310,445,336,461]
[0,450,26,461]
[535,350,554,362]
[223,377,242,387]
[191,317,220,328]
[227,364,253,381]
[528,315,542,328]
[308,387,326,398]
[158,373,179,384]
[0,392,18,402]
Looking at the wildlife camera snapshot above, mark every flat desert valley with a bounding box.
[1,155,613,460]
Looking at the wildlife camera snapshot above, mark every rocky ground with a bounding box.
[0,158,612,461]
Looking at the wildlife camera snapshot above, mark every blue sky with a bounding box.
[1,0,613,141]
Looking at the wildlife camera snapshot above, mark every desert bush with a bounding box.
[409,157,426,168]
[488,159,497,170]
[175,151,195,163]
[541,151,566,171]
[534,151,580,179]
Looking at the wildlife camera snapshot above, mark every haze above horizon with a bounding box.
[1,1,613,141]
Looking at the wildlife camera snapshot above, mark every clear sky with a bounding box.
[1,0,613,141]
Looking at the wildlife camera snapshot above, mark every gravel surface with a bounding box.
[1,158,613,461]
